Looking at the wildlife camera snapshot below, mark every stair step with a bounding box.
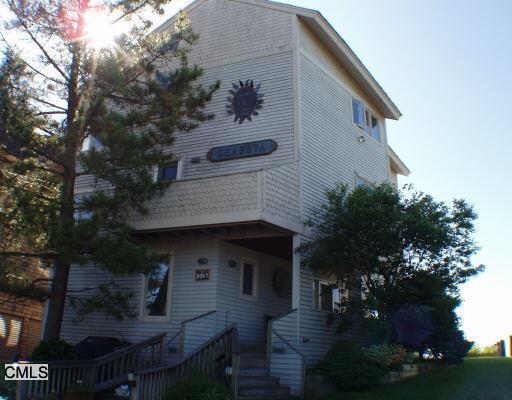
[240,367,270,377]
[240,357,267,368]
[239,376,280,388]
[241,344,267,353]
[239,397,299,400]
[241,352,267,359]
[239,386,291,398]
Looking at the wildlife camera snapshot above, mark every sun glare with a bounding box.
[84,8,123,49]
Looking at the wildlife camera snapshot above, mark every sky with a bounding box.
[2,0,510,347]
[161,0,512,347]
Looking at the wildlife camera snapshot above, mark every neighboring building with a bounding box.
[61,0,410,397]
[0,263,47,362]
[0,154,49,362]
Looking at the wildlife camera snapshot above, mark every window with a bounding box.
[155,160,183,182]
[313,279,347,313]
[352,98,365,128]
[82,135,103,152]
[142,260,172,319]
[352,97,381,142]
[241,259,258,299]
[73,194,93,220]
[355,175,370,188]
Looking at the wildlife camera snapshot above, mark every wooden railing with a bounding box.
[130,325,240,400]
[17,333,165,399]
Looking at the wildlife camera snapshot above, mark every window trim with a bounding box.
[153,158,184,183]
[240,258,258,300]
[351,96,382,144]
[140,254,174,322]
[312,278,348,313]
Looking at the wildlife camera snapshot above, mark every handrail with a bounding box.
[137,324,238,375]
[131,325,240,400]
[94,332,166,363]
[18,332,166,399]
[180,310,217,356]
[271,329,305,360]
[181,310,216,326]
[269,308,298,323]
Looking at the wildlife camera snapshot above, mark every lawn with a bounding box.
[324,358,512,400]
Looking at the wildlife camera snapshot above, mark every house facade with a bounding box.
[61,0,409,396]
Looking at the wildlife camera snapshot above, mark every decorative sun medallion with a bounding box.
[226,80,264,124]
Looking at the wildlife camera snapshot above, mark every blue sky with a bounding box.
[161,0,512,346]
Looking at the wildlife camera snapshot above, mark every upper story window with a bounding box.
[355,175,371,188]
[313,279,348,313]
[82,135,103,152]
[142,259,172,320]
[154,159,184,182]
[240,259,258,300]
[352,98,381,142]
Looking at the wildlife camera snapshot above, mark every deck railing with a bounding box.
[130,324,240,400]
[17,332,165,399]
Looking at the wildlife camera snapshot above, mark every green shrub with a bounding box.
[0,367,16,400]
[362,344,406,370]
[31,339,77,361]
[316,340,387,390]
[166,374,232,400]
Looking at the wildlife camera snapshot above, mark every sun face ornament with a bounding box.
[226,80,264,124]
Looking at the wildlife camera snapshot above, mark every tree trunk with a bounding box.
[42,260,70,340]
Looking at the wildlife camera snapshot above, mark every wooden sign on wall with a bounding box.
[207,139,277,162]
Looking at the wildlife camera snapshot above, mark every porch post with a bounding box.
[292,234,301,309]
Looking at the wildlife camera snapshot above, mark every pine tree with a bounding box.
[0,0,219,340]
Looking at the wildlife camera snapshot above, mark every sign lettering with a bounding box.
[207,139,277,162]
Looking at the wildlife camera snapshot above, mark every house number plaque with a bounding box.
[195,269,210,281]
[207,139,277,162]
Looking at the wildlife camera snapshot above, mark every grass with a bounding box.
[324,358,512,400]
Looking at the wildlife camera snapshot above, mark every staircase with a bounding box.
[238,346,299,400]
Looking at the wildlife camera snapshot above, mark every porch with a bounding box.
[53,225,305,399]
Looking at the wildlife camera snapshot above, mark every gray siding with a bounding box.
[269,310,303,396]
[61,239,219,364]
[299,51,390,221]
[216,242,292,345]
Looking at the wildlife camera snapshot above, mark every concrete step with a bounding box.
[240,367,270,377]
[239,376,280,388]
[240,357,267,368]
[239,386,291,398]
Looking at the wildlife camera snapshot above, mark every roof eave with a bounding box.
[388,146,410,177]
[298,14,401,120]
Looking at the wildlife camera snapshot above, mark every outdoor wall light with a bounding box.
[198,257,208,265]
[357,135,366,143]
[228,260,237,268]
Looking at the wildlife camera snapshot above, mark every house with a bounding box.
[60,0,410,397]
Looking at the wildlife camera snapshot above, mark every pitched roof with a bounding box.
[156,0,402,120]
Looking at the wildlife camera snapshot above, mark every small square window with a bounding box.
[355,175,370,187]
[158,162,179,182]
[351,97,381,143]
[313,279,347,312]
